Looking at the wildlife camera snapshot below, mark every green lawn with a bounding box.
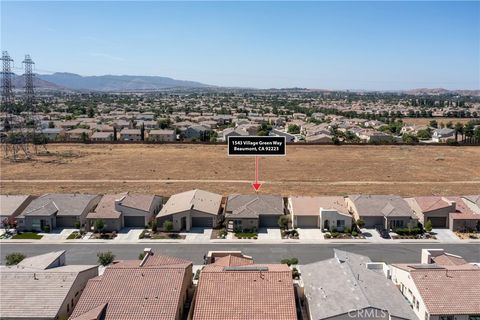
[12,232,43,240]
[66,231,81,240]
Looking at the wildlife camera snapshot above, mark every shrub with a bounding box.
[151,219,158,232]
[94,219,105,232]
[344,227,351,234]
[163,220,173,232]
[424,220,433,233]
[74,221,81,229]
[356,219,365,228]
[6,252,26,266]
[292,267,300,279]
[325,233,331,239]
[352,231,358,237]
[281,257,299,266]
[138,252,145,260]
[278,215,289,229]
[331,232,339,238]
[43,225,51,233]
[97,251,115,266]
[395,227,422,236]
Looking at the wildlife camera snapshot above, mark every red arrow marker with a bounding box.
[252,156,262,192]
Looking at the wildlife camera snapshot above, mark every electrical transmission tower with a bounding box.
[1,51,15,126]
[23,55,35,110]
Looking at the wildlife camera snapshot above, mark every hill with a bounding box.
[37,72,211,91]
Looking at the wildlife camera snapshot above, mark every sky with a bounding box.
[1,1,479,90]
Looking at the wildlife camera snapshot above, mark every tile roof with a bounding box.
[70,254,192,320]
[118,194,157,212]
[411,268,480,315]
[193,256,296,320]
[410,196,452,213]
[289,196,348,216]
[349,195,415,218]
[212,255,254,267]
[157,189,222,218]
[87,193,126,220]
[225,194,284,219]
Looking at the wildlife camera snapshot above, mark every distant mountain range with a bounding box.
[35,72,211,91]
[9,72,479,95]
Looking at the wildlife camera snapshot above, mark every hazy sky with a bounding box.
[2,1,479,90]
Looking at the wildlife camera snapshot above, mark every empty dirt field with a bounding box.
[403,117,477,126]
[1,143,479,196]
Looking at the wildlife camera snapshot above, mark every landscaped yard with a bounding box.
[139,229,185,240]
[66,231,82,240]
[11,232,43,240]
[234,232,258,239]
[455,232,479,240]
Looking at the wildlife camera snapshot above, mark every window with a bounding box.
[336,220,345,228]
[439,316,454,320]
[469,316,480,320]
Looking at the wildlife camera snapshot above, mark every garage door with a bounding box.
[259,215,280,228]
[363,216,385,229]
[124,216,146,228]
[56,216,77,228]
[192,217,213,228]
[296,216,318,228]
[428,217,447,228]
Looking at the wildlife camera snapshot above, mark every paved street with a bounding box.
[1,243,479,265]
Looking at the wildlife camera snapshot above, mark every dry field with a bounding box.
[1,143,479,196]
[403,117,476,126]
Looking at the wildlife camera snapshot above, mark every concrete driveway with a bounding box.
[257,228,281,241]
[114,228,145,241]
[39,228,77,241]
[297,228,324,241]
[361,228,388,242]
[432,229,460,243]
[184,228,212,242]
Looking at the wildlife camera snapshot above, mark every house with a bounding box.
[224,194,284,231]
[445,196,480,232]
[432,128,455,142]
[346,195,418,229]
[183,125,211,141]
[119,128,142,141]
[301,250,417,320]
[356,129,393,143]
[193,253,297,320]
[156,189,222,231]
[66,128,92,141]
[41,128,64,141]
[405,196,456,228]
[305,133,332,143]
[0,250,98,320]
[0,194,34,227]
[91,131,113,141]
[390,248,480,320]
[288,196,352,231]
[86,193,162,231]
[70,249,193,320]
[221,127,249,141]
[17,193,101,231]
[148,129,176,142]
[269,128,296,142]
[462,195,480,214]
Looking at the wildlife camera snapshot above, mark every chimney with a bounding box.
[139,248,153,267]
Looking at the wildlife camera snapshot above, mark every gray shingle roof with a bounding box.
[21,193,99,217]
[225,195,284,219]
[301,250,417,320]
[349,195,415,218]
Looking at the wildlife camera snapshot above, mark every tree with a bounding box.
[280,257,299,266]
[287,124,300,134]
[151,219,158,233]
[94,219,105,233]
[87,106,95,118]
[356,219,365,229]
[48,121,55,128]
[140,123,145,141]
[402,133,418,144]
[6,252,26,266]
[454,122,464,141]
[278,215,289,229]
[424,220,433,233]
[113,127,117,141]
[97,251,115,266]
[429,120,438,128]
[416,129,432,140]
[163,220,173,232]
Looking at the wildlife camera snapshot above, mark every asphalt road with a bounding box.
[1,243,479,265]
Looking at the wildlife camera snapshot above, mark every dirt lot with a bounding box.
[1,144,479,196]
[403,117,476,126]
